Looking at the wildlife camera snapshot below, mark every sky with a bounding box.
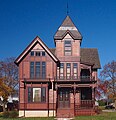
[0,0,116,72]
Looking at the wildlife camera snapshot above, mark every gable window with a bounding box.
[66,63,71,79]
[30,62,34,78]
[64,41,71,56]
[35,62,40,78]
[28,87,46,103]
[73,63,78,79]
[30,51,34,56]
[30,51,46,56]
[60,63,64,79]
[42,51,45,56]
[30,62,46,79]
[42,62,46,79]
[35,51,41,56]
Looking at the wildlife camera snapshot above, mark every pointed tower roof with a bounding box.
[61,16,75,27]
[54,16,82,40]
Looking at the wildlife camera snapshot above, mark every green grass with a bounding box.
[75,112,116,120]
[0,112,116,120]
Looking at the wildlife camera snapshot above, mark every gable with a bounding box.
[15,36,59,65]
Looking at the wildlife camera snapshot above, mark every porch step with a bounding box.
[56,113,74,118]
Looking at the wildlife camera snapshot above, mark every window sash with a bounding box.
[35,51,41,56]
[30,62,46,79]
[28,87,46,103]
[42,62,46,79]
[66,63,71,79]
[60,63,64,79]
[42,51,45,56]
[73,63,78,78]
[30,62,34,78]
[35,62,40,78]
[30,51,34,56]
[64,41,71,56]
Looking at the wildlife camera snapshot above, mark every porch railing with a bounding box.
[76,100,94,109]
[56,76,95,82]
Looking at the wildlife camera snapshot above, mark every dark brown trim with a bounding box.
[15,36,59,66]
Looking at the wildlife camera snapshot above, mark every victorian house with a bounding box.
[15,16,101,118]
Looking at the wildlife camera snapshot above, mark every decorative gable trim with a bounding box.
[15,36,59,65]
[61,30,77,40]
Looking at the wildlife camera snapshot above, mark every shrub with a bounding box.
[3,111,18,118]
[3,111,10,118]
[9,111,18,118]
[98,100,106,106]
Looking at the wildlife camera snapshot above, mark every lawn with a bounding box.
[0,112,116,120]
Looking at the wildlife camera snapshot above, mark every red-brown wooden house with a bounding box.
[15,16,101,118]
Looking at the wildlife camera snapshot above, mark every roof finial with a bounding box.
[67,0,69,15]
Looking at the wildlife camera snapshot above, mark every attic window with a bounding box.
[30,51,34,56]
[30,51,46,57]
[42,51,45,56]
[35,51,41,56]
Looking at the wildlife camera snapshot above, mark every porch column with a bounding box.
[24,79,26,117]
[74,83,76,116]
[92,87,95,108]
[55,83,58,116]
[52,81,54,117]
[47,83,49,117]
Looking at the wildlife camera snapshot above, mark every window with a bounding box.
[35,52,41,56]
[65,91,69,101]
[66,63,71,79]
[60,63,64,79]
[59,91,63,101]
[73,63,78,79]
[30,51,34,56]
[42,51,45,56]
[28,87,32,102]
[28,87,46,102]
[30,62,34,78]
[35,62,40,78]
[42,62,46,79]
[64,41,71,56]
[30,62,46,79]
[81,88,92,100]
[30,51,46,56]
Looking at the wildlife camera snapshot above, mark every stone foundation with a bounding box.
[19,110,56,117]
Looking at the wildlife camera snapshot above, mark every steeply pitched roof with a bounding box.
[49,48,101,69]
[80,48,101,69]
[61,16,75,27]
[15,36,59,65]
[54,16,82,40]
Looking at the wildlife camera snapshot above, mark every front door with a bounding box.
[58,89,70,108]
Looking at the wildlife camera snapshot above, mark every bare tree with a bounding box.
[0,57,18,94]
[100,60,116,101]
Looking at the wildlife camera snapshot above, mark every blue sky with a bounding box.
[0,0,116,72]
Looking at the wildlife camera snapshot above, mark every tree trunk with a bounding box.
[3,102,6,112]
[115,100,116,110]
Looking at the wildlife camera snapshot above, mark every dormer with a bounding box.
[54,16,82,57]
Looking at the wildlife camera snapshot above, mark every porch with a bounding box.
[55,86,96,118]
